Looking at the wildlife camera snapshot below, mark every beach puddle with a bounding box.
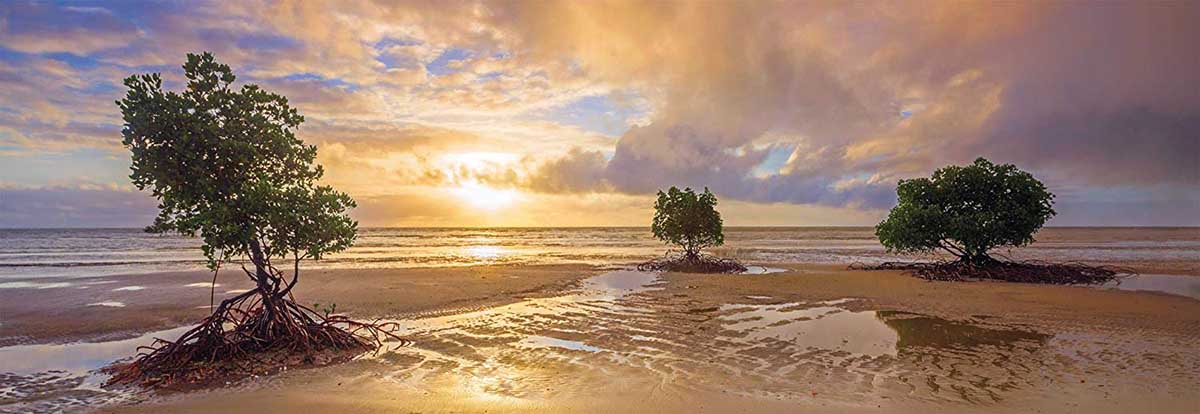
[878,311,1049,350]
[1103,274,1200,301]
[359,271,1071,408]
[0,281,72,289]
[740,266,787,274]
[517,335,606,353]
[0,326,191,413]
[718,302,899,356]
[581,269,662,294]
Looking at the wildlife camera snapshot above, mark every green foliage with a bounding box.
[875,157,1056,264]
[651,187,725,257]
[118,52,356,271]
[312,302,337,318]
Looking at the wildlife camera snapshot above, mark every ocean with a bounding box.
[0,227,1196,280]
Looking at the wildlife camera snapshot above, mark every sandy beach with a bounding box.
[3,262,1198,413]
[0,265,599,347]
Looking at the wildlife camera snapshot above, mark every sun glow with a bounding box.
[453,182,520,210]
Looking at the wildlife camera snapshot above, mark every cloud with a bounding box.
[0,185,157,228]
[0,0,1196,226]
[0,2,139,55]
[494,1,1199,214]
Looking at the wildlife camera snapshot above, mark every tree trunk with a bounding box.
[247,239,271,292]
[962,250,993,267]
[247,239,278,331]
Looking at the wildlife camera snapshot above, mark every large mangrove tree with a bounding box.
[109,52,398,387]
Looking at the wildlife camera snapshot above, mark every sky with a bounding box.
[0,0,1197,227]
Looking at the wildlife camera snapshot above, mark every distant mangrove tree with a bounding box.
[639,187,746,273]
[858,157,1129,284]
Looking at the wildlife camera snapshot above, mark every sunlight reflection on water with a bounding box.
[7,227,1194,280]
[464,245,505,259]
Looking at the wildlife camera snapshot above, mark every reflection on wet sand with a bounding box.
[0,326,192,413]
[1103,274,1200,301]
[878,311,1049,349]
[358,271,1074,409]
[4,270,1199,413]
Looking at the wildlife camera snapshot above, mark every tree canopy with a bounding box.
[875,157,1056,265]
[651,187,725,258]
[119,52,356,276]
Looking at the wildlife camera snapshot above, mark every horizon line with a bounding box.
[1,225,1197,230]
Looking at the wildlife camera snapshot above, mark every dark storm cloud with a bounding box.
[515,1,1198,218]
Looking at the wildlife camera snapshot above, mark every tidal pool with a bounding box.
[740,266,788,275]
[361,271,1065,408]
[1104,274,1200,301]
[718,302,899,356]
[0,326,192,413]
[0,281,72,289]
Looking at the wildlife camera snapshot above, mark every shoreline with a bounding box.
[0,264,603,347]
[2,261,1199,347]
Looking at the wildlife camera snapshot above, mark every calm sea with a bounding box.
[0,227,1196,280]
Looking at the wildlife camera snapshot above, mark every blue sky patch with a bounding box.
[277,73,359,91]
[426,47,474,76]
[538,95,645,137]
[752,146,794,177]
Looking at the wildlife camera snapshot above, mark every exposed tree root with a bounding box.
[103,288,408,389]
[850,258,1135,284]
[638,252,748,274]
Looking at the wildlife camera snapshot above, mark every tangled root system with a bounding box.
[638,252,748,274]
[850,258,1135,285]
[103,289,407,389]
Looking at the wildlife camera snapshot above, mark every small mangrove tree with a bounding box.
[639,187,746,273]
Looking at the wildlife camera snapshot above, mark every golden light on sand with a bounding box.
[453,182,520,211]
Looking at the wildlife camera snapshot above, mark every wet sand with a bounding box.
[76,265,1200,414]
[0,264,599,346]
[2,264,1199,413]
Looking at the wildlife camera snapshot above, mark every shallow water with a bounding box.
[718,302,900,356]
[739,266,788,274]
[1104,274,1200,301]
[358,271,1076,409]
[0,326,191,413]
[2,227,1195,279]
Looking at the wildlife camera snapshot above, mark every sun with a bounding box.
[453,182,519,211]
